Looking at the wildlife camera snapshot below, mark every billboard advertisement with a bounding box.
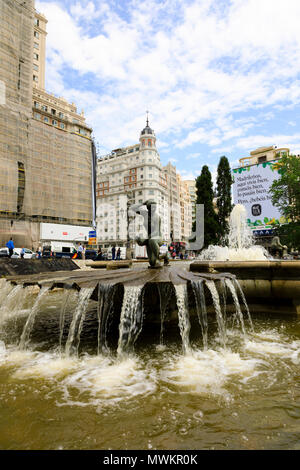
[232,161,286,230]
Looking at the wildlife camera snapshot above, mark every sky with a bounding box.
[36,0,300,184]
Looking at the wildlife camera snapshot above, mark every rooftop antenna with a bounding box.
[146,110,149,126]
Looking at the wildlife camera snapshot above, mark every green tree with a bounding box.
[216,156,233,243]
[270,154,300,250]
[193,165,220,248]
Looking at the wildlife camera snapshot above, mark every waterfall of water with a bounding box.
[65,287,94,357]
[225,279,247,336]
[205,280,227,348]
[191,280,208,350]
[0,280,15,309]
[157,283,173,346]
[19,286,50,350]
[97,284,115,354]
[59,289,72,353]
[234,279,254,331]
[174,284,191,354]
[117,286,143,357]
[0,284,23,318]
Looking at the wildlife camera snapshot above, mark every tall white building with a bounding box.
[96,120,169,256]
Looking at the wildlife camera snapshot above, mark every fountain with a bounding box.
[0,202,299,357]
[197,204,270,261]
[0,201,262,356]
[0,204,300,450]
[192,204,300,315]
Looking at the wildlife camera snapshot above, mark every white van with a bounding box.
[43,241,77,258]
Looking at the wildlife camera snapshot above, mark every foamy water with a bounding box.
[198,204,270,261]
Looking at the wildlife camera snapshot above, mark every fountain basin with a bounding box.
[190,260,300,315]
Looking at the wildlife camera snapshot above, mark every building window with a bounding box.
[44,117,49,123]
[34,101,39,108]
[60,123,65,129]
[35,18,39,26]
[51,108,56,115]
[34,112,41,119]
[33,75,38,82]
[34,42,39,49]
[258,156,267,163]
[34,53,39,60]
[41,105,48,112]
[33,64,39,71]
[52,119,58,126]
[34,31,39,38]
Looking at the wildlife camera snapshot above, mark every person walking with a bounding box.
[95,247,103,261]
[77,244,84,260]
[116,247,121,260]
[111,245,116,261]
[20,247,25,259]
[6,238,14,258]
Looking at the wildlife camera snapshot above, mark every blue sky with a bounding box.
[36,0,300,183]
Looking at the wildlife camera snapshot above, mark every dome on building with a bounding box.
[141,125,153,135]
[141,113,154,135]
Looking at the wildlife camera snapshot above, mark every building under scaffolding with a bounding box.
[0,0,95,249]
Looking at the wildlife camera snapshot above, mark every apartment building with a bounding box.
[183,180,196,227]
[0,0,94,248]
[177,175,193,242]
[163,162,181,242]
[239,146,290,167]
[96,121,169,256]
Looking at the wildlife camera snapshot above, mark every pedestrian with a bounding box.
[20,247,25,259]
[116,247,121,260]
[77,244,84,260]
[6,238,14,258]
[95,247,103,261]
[112,245,116,260]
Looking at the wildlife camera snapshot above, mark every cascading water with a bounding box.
[205,280,227,348]
[117,286,143,357]
[97,283,115,354]
[191,280,208,350]
[234,279,254,331]
[225,279,247,336]
[65,287,94,357]
[174,284,191,354]
[157,283,174,346]
[19,286,50,350]
[59,289,72,353]
[198,204,270,261]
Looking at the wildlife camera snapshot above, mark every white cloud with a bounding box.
[36,0,300,156]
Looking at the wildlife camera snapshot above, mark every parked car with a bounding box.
[12,248,35,259]
[0,247,35,258]
[0,247,9,258]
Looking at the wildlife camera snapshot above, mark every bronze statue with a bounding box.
[270,236,288,258]
[132,200,169,268]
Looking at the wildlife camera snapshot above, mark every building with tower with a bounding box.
[96,118,169,257]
